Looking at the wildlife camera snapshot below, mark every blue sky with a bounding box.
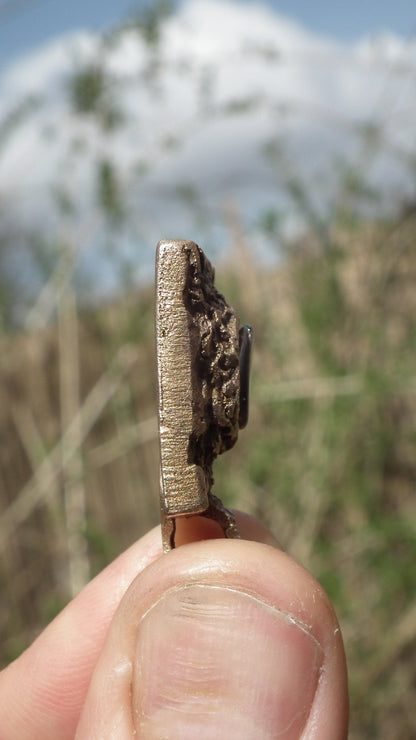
[1,0,416,69]
[1,0,415,288]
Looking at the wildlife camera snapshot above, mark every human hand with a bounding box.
[0,513,348,738]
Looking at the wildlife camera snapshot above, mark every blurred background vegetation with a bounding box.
[1,2,416,738]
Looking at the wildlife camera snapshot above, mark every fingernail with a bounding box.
[133,584,323,738]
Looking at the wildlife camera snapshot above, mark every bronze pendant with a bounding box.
[155,240,251,552]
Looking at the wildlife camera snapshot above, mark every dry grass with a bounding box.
[1,220,416,737]
[0,290,160,658]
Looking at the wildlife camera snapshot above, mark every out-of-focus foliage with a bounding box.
[1,217,416,738]
[1,4,416,738]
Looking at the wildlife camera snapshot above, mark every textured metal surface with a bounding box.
[156,239,250,551]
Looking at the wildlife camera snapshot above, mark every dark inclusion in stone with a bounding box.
[238,325,252,430]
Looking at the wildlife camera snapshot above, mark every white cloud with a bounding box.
[0,0,415,293]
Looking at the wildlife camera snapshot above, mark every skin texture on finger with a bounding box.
[0,512,278,739]
[0,526,163,740]
[76,540,348,739]
[174,509,282,548]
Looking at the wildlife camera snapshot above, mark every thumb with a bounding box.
[76,539,348,739]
